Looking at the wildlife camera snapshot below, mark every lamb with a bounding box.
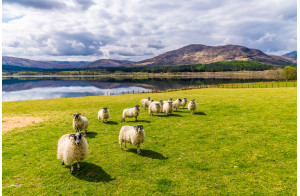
[121,105,140,122]
[119,125,145,155]
[149,102,161,116]
[163,101,173,115]
[57,132,88,174]
[98,107,110,123]
[142,99,153,110]
[188,99,197,114]
[172,99,182,111]
[181,98,187,108]
[73,113,88,132]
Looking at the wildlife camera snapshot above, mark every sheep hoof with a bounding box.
[71,170,74,174]
[77,167,81,171]
[61,161,64,165]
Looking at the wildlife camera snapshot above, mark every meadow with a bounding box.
[2,87,297,195]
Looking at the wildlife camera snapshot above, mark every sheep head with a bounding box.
[69,132,84,146]
[73,113,81,121]
[134,125,144,133]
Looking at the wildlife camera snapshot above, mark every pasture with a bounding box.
[2,87,297,195]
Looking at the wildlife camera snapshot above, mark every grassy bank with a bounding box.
[2,87,296,195]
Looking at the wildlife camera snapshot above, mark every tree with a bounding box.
[282,66,297,80]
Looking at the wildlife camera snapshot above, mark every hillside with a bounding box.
[126,44,296,67]
[82,59,133,68]
[283,51,297,59]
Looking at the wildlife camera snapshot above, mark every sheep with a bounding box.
[188,99,197,114]
[181,98,187,108]
[119,125,145,155]
[163,98,173,104]
[172,99,182,111]
[159,100,164,113]
[140,97,151,105]
[163,101,173,115]
[142,99,153,110]
[98,107,110,123]
[73,113,88,132]
[57,132,88,174]
[121,105,140,122]
[149,102,161,116]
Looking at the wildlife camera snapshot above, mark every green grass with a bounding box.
[2,87,296,195]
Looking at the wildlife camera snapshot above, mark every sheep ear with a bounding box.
[81,132,86,137]
[134,125,137,130]
[69,134,75,139]
[141,125,144,129]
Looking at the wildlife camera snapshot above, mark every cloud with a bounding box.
[2,0,297,61]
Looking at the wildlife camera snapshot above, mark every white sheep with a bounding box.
[119,125,145,154]
[98,107,110,123]
[188,99,197,114]
[121,105,140,122]
[142,99,153,110]
[149,102,161,116]
[140,97,151,105]
[163,98,173,105]
[73,113,88,132]
[57,132,88,174]
[163,101,173,115]
[172,99,182,111]
[181,98,187,108]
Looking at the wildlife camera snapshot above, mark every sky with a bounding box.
[2,0,297,62]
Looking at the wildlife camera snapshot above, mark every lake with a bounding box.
[2,76,274,102]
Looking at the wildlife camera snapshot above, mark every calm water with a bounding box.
[2,76,273,102]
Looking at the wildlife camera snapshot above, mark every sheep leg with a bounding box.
[120,141,123,150]
[77,162,81,171]
[124,142,127,148]
[137,144,141,155]
[70,164,74,174]
[135,117,138,121]
[121,118,125,122]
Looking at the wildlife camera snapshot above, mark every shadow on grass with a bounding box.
[127,149,168,160]
[105,121,119,125]
[155,113,182,117]
[85,132,98,138]
[122,119,151,123]
[193,111,206,115]
[73,162,114,182]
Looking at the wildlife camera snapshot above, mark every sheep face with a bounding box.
[103,107,108,112]
[73,113,81,121]
[69,132,84,146]
[168,101,173,106]
[147,97,151,100]
[183,98,187,101]
[134,105,140,111]
[155,103,160,108]
[134,125,144,133]
[168,98,173,101]
[178,99,182,102]
[159,100,163,104]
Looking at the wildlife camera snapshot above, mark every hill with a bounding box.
[82,59,133,68]
[283,51,297,59]
[127,44,296,67]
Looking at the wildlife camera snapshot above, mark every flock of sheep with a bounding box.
[57,97,197,174]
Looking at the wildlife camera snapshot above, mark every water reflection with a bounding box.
[2,76,273,102]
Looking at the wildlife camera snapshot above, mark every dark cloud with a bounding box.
[75,0,95,10]
[147,41,165,49]
[3,0,66,10]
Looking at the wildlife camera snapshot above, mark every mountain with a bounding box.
[283,51,297,59]
[50,61,91,67]
[82,59,133,68]
[126,44,296,67]
[2,56,77,69]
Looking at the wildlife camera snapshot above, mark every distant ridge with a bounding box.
[82,59,133,68]
[126,44,296,67]
[283,51,297,59]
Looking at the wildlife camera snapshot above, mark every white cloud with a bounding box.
[2,0,297,61]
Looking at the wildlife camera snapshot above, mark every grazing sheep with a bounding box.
[73,113,88,132]
[188,99,197,114]
[163,101,173,115]
[122,105,140,122]
[98,107,110,123]
[140,97,151,105]
[142,99,153,110]
[149,102,161,116]
[119,125,145,155]
[57,132,88,174]
[181,98,187,108]
[172,99,182,111]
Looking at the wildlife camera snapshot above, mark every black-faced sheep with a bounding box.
[98,107,110,123]
[121,105,140,122]
[57,132,88,174]
[149,102,161,116]
[181,98,187,108]
[73,113,88,132]
[119,125,145,154]
[172,99,182,111]
[163,101,173,115]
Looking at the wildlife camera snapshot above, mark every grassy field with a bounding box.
[218,81,297,88]
[2,87,297,195]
